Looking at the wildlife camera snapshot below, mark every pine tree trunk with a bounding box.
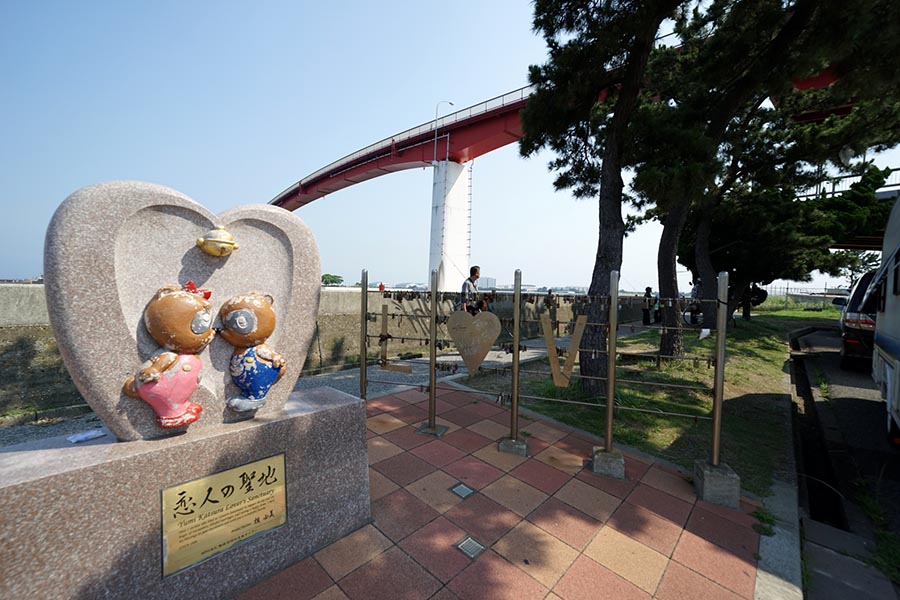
[694,212,720,328]
[658,201,690,357]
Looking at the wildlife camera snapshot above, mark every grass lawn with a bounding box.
[464,307,841,498]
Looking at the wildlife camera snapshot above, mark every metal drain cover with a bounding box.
[449,482,475,499]
[455,536,486,559]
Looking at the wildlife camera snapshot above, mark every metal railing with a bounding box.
[357,268,730,468]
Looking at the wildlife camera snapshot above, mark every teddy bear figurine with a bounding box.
[123,282,214,428]
[218,292,285,412]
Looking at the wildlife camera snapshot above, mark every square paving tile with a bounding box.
[429,589,461,600]
[382,425,431,450]
[672,530,757,599]
[655,560,743,600]
[389,404,430,424]
[369,467,400,502]
[510,459,572,495]
[366,404,384,418]
[311,586,349,600]
[233,555,332,600]
[394,388,429,403]
[366,429,377,440]
[624,455,652,480]
[584,526,669,594]
[411,440,467,468]
[625,483,693,526]
[641,465,697,504]
[493,520,579,588]
[606,501,684,557]
[522,420,568,444]
[465,400,505,418]
[554,478,621,522]
[466,418,510,441]
[442,428,493,454]
[447,550,548,600]
[685,505,759,563]
[696,499,759,530]
[554,433,596,459]
[367,413,408,435]
[412,416,461,435]
[576,467,637,499]
[404,469,466,514]
[472,444,529,472]
[367,395,408,412]
[314,524,393,581]
[413,398,457,415]
[441,407,488,428]
[371,488,440,543]
[398,516,472,583]
[481,474,549,517]
[442,456,504,490]
[553,555,651,600]
[367,437,404,465]
[372,452,437,486]
[534,446,585,475]
[526,497,603,551]
[438,390,473,404]
[524,435,552,456]
[444,493,522,546]
[336,546,441,600]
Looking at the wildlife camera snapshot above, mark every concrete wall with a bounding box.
[0,284,50,327]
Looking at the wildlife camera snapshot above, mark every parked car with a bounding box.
[832,270,877,369]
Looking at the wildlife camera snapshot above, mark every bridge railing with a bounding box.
[296,85,535,187]
[796,167,900,199]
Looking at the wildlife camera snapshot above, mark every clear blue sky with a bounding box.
[2,2,896,291]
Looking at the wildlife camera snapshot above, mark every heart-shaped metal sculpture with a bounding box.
[44,181,320,441]
[446,311,501,375]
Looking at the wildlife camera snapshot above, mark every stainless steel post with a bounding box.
[510,270,522,440]
[711,271,729,466]
[359,269,368,400]
[605,271,619,452]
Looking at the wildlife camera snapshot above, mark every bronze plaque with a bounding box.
[161,454,286,576]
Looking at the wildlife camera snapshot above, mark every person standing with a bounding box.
[642,286,653,325]
[460,265,480,315]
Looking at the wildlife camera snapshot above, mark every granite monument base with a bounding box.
[0,387,369,600]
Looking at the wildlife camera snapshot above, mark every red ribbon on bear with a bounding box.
[182,280,212,300]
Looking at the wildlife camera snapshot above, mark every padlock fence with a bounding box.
[358,268,732,466]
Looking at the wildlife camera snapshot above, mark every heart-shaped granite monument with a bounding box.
[44,181,320,441]
[446,311,502,375]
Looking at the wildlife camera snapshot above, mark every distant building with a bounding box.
[480,276,496,289]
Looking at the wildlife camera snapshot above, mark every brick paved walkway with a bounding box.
[236,385,763,600]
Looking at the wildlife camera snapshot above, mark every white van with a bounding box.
[867,196,900,440]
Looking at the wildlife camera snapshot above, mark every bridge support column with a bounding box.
[429,160,470,292]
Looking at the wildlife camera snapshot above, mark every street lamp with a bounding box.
[433,100,454,164]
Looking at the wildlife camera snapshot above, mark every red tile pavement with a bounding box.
[412,440,468,468]
[625,483,694,527]
[372,452,437,486]
[671,531,757,599]
[443,493,522,546]
[413,398,457,414]
[526,497,604,551]
[606,501,685,557]
[238,388,773,600]
[371,489,441,543]
[655,561,744,600]
[398,517,473,583]
[441,428,493,453]
[337,546,441,600]
[509,459,573,495]
[553,555,651,600]
[442,456,504,490]
[447,550,549,600]
[684,506,759,563]
[383,425,432,450]
[233,556,332,600]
